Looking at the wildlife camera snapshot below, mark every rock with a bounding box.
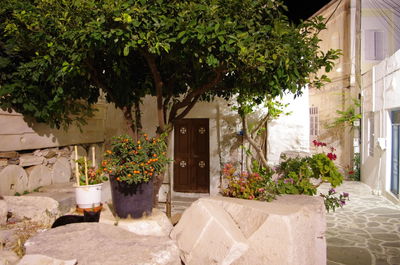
[4,196,60,226]
[0,151,19,159]
[19,155,45,167]
[0,165,29,196]
[170,199,248,265]
[0,198,7,225]
[7,158,19,165]
[45,157,57,165]
[0,250,20,265]
[0,159,8,167]
[17,254,77,265]
[34,148,58,159]
[0,229,19,250]
[171,196,326,265]
[100,204,173,237]
[25,223,181,265]
[52,157,71,184]
[26,165,52,191]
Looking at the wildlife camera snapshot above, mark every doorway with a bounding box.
[173,119,210,193]
[391,110,400,196]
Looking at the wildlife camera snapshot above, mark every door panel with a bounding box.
[174,119,209,193]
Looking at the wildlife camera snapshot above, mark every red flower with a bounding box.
[327,153,337,160]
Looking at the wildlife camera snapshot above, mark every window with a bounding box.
[365,30,384,60]
[368,114,375,157]
[310,107,319,139]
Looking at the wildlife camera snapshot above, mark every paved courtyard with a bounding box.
[319,181,400,265]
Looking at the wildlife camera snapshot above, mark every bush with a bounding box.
[222,141,347,212]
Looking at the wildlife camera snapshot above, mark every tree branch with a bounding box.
[141,50,165,133]
[242,114,268,168]
[169,66,225,123]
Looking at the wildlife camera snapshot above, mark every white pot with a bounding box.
[75,183,103,209]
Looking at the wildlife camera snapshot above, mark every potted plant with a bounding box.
[101,134,170,219]
[74,147,108,212]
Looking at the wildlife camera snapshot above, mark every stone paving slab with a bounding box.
[319,181,400,265]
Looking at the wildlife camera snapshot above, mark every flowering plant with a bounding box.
[222,163,276,202]
[320,188,350,212]
[101,134,170,185]
[76,158,107,185]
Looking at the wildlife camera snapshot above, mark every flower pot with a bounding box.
[109,176,153,219]
[75,183,103,209]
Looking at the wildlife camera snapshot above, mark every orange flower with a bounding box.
[106,150,112,154]
[153,154,157,157]
[127,174,132,177]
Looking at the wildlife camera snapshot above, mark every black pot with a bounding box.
[109,176,153,219]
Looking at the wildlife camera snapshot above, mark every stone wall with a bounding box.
[0,144,103,196]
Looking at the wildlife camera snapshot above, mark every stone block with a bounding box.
[0,165,28,196]
[100,204,173,237]
[171,196,326,265]
[34,148,58,158]
[17,254,77,265]
[4,196,60,226]
[19,155,45,167]
[0,151,19,159]
[25,223,181,265]
[26,165,52,191]
[0,198,7,225]
[52,157,71,184]
[170,200,248,265]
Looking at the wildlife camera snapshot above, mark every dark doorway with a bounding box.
[391,110,400,196]
[173,119,210,193]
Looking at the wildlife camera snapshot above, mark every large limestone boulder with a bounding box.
[171,195,326,265]
[4,196,60,226]
[171,199,248,265]
[17,254,77,265]
[25,223,181,265]
[100,204,173,237]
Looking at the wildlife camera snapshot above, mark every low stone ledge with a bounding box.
[171,195,326,265]
[99,203,173,237]
[17,254,77,265]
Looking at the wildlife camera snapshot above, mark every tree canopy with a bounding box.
[0,0,338,136]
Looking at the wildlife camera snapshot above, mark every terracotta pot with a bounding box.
[109,176,153,219]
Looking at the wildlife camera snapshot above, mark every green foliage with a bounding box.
[347,153,361,181]
[102,134,170,185]
[330,98,362,129]
[222,146,345,212]
[1,0,339,133]
[276,153,343,196]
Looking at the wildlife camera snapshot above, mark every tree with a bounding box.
[1,0,338,199]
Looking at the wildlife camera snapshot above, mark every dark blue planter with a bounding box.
[110,176,153,219]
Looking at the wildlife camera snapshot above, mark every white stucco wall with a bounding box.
[267,89,310,165]
[361,48,400,201]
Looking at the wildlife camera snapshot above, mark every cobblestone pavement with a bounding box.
[319,181,400,265]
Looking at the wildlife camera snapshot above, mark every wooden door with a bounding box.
[174,119,209,193]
